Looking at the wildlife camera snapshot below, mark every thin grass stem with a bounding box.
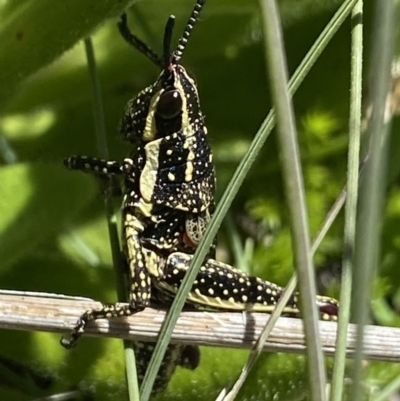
[260,1,327,400]
[330,2,363,401]
[350,2,398,400]
[83,37,140,401]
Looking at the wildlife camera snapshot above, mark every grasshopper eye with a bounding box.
[156,90,183,119]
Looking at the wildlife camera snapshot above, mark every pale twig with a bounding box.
[0,291,399,362]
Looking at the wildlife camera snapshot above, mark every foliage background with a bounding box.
[0,0,400,400]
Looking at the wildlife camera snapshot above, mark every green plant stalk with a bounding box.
[83,37,140,401]
[260,1,327,400]
[330,2,363,401]
[350,2,398,401]
[139,0,359,399]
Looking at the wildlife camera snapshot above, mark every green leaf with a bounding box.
[0,0,134,107]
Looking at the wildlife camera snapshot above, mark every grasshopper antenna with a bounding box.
[118,13,164,68]
[163,16,176,67]
[172,0,206,63]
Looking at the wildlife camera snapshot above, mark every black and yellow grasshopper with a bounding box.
[62,0,338,393]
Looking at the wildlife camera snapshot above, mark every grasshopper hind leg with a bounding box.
[160,252,339,320]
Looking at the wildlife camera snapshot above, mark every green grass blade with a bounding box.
[260,1,326,400]
[350,2,399,401]
[330,2,363,401]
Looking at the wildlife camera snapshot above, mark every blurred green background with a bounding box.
[1,0,400,400]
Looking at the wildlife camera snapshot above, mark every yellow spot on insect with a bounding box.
[173,269,179,275]
[266,288,272,294]
[185,160,194,182]
[223,289,229,296]
[208,288,214,295]
[168,172,176,181]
